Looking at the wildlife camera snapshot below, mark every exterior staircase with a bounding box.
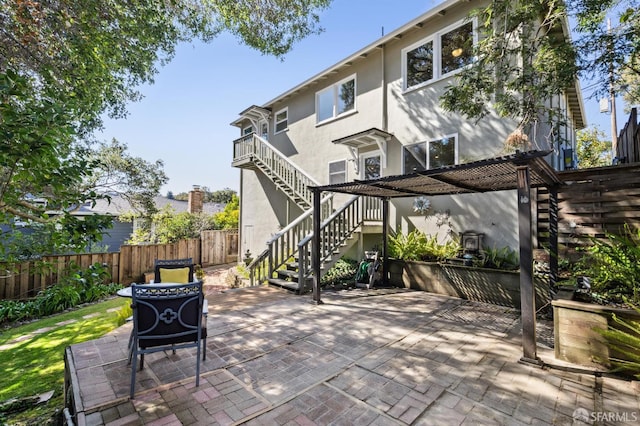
[232,133,382,293]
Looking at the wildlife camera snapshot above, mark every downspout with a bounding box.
[381,44,388,132]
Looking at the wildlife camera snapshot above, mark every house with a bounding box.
[66,186,224,251]
[231,0,585,291]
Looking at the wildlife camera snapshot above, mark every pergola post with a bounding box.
[381,198,389,285]
[548,186,559,293]
[517,166,538,363]
[311,188,323,305]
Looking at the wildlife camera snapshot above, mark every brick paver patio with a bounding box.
[65,286,639,425]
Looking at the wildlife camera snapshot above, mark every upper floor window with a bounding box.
[274,108,288,134]
[328,160,347,184]
[402,19,475,91]
[402,135,458,173]
[316,74,356,123]
[242,125,253,136]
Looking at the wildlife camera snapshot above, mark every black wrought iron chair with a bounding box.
[152,257,208,360]
[154,258,194,284]
[129,282,205,399]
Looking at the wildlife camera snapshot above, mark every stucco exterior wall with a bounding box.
[234,0,579,257]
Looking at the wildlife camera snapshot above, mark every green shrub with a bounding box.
[0,262,121,326]
[389,230,459,261]
[596,302,640,379]
[389,230,425,260]
[579,224,640,304]
[321,258,358,287]
[479,246,519,270]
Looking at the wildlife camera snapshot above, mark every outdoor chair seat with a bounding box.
[153,258,208,360]
[129,282,205,399]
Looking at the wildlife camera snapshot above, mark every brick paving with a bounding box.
[66,281,640,426]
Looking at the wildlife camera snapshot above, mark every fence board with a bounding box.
[537,163,640,247]
[1,230,237,300]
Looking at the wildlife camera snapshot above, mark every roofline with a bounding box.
[260,0,463,109]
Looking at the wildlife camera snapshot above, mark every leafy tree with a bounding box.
[173,187,237,203]
[620,67,640,112]
[85,139,168,215]
[0,0,331,262]
[213,194,239,229]
[576,127,612,168]
[207,188,237,204]
[126,206,218,244]
[440,0,639,145]
[166,191,175,200]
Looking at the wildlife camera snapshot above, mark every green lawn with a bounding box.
[0,297,131,425]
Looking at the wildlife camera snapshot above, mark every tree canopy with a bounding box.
[441,0,639,144]
[0,0,331,262]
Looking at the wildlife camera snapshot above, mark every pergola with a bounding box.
[310,150,562,364]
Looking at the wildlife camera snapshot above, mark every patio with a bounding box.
[65,286,639,426]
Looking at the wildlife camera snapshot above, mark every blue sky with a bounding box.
[97,0,620,195]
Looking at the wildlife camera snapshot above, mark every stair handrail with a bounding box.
[265,193,334,280]
[247,248,269,286]
[297,195,365,291]
[233,133,320,206]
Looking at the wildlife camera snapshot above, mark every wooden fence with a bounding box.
[617,107,639,164]
[536,163,640,248]
[1,230,238,300]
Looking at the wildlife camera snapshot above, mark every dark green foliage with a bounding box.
[321,258,358,287]
[596,303,640,379]
[578,225,640,304]
[389,230,460,262]
[0,262,121,325]
[479,246,519,270]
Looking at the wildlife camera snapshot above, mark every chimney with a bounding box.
[188,185,203,213]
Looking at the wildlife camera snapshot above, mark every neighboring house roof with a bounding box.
[232,0,585,129]
[69,195,224,217]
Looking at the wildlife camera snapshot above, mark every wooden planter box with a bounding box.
[388,259,550,310]
[552,299,640,368]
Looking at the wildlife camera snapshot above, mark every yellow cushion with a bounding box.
[159,267,190,283]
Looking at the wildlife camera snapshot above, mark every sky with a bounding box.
[97,0,624,196]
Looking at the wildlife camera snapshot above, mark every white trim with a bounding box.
[401,17,477,92]
[274,107,288,134]
[427,133,458,169]
[360,151,382,180]
[402,133,459,172]
[315,74,357,124]
[328,159,348,185]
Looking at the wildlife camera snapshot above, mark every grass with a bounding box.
[0,297,131,425]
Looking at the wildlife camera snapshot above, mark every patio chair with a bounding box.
[154,258,194,284]
[153,257,208,360]
[129,282,205,399]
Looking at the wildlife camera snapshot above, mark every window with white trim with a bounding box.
[274,108,288,134]
[361,152,381,180]
[242,125,253,136]
[316,74,356,123]
[402,19,475,91]
[402,135,458,173]
[328,160,347,184]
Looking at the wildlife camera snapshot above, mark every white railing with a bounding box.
[233,133,319,208]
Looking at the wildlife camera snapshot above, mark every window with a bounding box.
[402,19,475,91]
[329,160,347,184]
[361,153,381,180]
[403,142,428,173]
[316,75,356,123]
[242,125,253,136]
[402,135,457,173]
[274,108,288,134]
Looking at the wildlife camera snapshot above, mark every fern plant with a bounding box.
[579,224,640,304]
[480,246,519,270]
[388,230,426,261]
[596,303,640,379]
